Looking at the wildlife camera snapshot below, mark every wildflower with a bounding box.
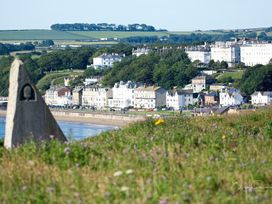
[222,134,226,140]
[159,199,168,204]
[113,171,123,177]
[28,160,35,166]
[120,186,129,192]
[244,186,255,193]
[64,147,71,154]
[47,187,55,193]
[155,118,165,125]
[125,169,134,174]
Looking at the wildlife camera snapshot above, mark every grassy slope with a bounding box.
[36,71,83,93]
[0,107,272,203]
[217,71,244,81]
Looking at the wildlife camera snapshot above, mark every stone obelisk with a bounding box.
[4,59,67,149]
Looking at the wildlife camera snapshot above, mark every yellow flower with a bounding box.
[222,134,226,140]
[155,118,165,125]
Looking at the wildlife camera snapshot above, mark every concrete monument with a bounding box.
[4,59,67,148]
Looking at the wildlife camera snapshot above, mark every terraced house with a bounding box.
[81,85,112,109]
[134,86,166,109]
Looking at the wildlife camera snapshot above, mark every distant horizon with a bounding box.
[0,23,271,32]
[1,0,272,31]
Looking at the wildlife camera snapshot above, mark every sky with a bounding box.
[0,0,271,31]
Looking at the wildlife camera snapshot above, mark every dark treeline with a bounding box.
[121,32,272,44]
[51,23,166,32]
[0,43,35,55]
[240,64,272,95]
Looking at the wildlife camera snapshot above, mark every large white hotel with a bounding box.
[185,40,272,67]
[240,42,272,66]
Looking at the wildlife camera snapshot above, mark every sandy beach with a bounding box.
[0,110,143,127]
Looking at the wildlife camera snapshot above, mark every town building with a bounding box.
[192,76,206,93]
[251,91,272,106]
[200,70,218,76]
[82,85,112,109]
[204,92,219,106]
[72,86,83,106]
[108,81,139,109]
[240,42,272,66]
[166,89,194,110]
[132,47,151,57]
[45,86,72,106]
[134,86,166,109]
[185,46,211,64]
[209,83,228,92]
[219,88,244,107]
[211,41,240,67]
[93,53,124,69]
[83,77,102,86]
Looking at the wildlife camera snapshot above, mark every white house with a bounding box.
[219,88,244,107]
[185,46,211,64]
[93,53,123,69]
[192,76,206,93]
[108,81,139,109]
[134,86,166,109]
[45,86,72,106]
[132,47,151,57]
[82,86,112,109]
[211,41,240,67]
[83,77,102,86]
[240,43,272,66]
[251,91,272,106]
[166,89,194,110]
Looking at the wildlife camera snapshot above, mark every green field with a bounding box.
[0,30,169,41]
[0,107,272,203]
[0,30,92,40]
[36,71,83,94]
[217,71,244,81]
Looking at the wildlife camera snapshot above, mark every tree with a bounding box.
[220,61,228,69]
[239,64,272,95]
[0,43,9,55]
[41,40,54,47]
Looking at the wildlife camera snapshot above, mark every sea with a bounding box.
[0,117,115,140]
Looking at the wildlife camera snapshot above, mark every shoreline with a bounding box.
[0,110,145,127]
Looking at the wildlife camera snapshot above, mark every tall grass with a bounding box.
[0,107,272,203]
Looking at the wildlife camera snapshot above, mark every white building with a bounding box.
[93,53,123,69]
[83,77,102,86]
[219,88,244,107]
[211,41,240,67]
[134,86,166,109]
[45,86,72,106]
[209,83,228,92]
[166,90,194,110]
[251,91,272,106]
[82,86,112,109]
[108,81,139,109]
[132,47,151,57]
[192,76,206,93]
[240,43,272,66]
[185,46,211,64]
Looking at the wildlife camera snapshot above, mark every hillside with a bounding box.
[0,107,272,203]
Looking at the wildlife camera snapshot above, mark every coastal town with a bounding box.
[42,38,272,117]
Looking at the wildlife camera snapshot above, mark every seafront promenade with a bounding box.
[0,109,146,127]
